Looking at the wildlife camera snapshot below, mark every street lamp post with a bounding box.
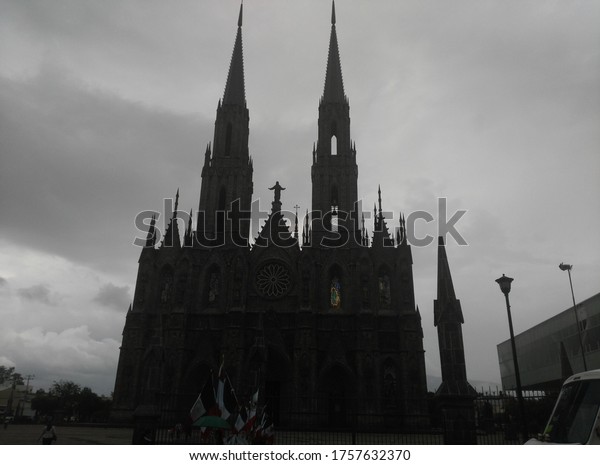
[559,263,587,371]
[495,274,528,442]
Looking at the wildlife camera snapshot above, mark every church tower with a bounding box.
[434,236,477,444]
[311,1,359,246]
[112,2,432,435]
[197,3,253,245]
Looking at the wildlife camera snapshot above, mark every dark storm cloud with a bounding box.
[16,284,59,306]
[0,66,208,276]
[93,283,131,311]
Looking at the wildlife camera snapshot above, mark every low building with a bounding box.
[0,383,35,420]
[497,292,600,391]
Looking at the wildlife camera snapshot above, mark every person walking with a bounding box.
[39,422,57,445]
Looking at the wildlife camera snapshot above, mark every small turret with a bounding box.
[184,208,193,247]
[162,189,182,249]
[145,214,157,248]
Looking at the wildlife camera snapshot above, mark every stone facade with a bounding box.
[112,3,430,429]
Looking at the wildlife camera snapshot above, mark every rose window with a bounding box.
[256,263,291,298]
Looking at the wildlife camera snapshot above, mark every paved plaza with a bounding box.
[0,424,133,445]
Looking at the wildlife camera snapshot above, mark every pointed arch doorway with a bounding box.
[264,346,291,427]
[319,363,356,428]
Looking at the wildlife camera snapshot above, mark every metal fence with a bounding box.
[148,389,557,445]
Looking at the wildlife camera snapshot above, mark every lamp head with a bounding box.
[495,274,514,295]
[559,263,572,271]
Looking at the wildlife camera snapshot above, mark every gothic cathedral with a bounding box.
[112,3,432,429]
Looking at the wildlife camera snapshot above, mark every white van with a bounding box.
[526,369,600,445]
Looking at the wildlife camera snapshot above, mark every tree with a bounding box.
[30,380,111,423]
[0,366,24,386]
[78,387,111,422]
[50,380,82,420]
[50,380,81,398]
[31,389,59,419]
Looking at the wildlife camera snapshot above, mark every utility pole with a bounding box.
[559,263,587,371]
[20,375,35,417]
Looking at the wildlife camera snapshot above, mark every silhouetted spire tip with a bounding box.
[331,1,336,25]
[223,4,246,106]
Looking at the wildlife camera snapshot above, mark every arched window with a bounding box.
[330,121,338,156]
[330,277,341,309]
[160,266,174,304]
[206,267,220,305]
[329,267,342,309]
[331,135,338,155]
[225,123,232,157]
[378,269,391,309]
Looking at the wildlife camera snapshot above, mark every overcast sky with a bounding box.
[1,0,599,396]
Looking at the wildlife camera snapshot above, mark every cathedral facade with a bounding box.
[112,4,430,429]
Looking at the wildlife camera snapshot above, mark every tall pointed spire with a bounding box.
[312,1,358,246]
[434,236,477,404]
[331,0,336,25]
[198,2,253,244]
[436,236,458,305]
[223,2,246,107]
[322,1,346,103]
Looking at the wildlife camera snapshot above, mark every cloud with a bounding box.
[0,67,207,277]
[0,325,119,395]
[0,277,7,288]
[93,283,130,311]
[0,356,16,367]
[16,284,60,306]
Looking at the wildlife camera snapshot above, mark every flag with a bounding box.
[216,359,238,420]
[254,409,274,444]
[235,406,247,432]
[189,376,217,422]
[243,388,259,432]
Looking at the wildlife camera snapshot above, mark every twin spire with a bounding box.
[222,3,246,107]
[224,2,343,106]
[322,1,346,104]
[149,2,348,250]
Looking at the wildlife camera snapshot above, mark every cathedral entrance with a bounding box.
[320,363,355,429]
[329,388,346,428]
[264,347,290,427]
[265,380,281,426]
